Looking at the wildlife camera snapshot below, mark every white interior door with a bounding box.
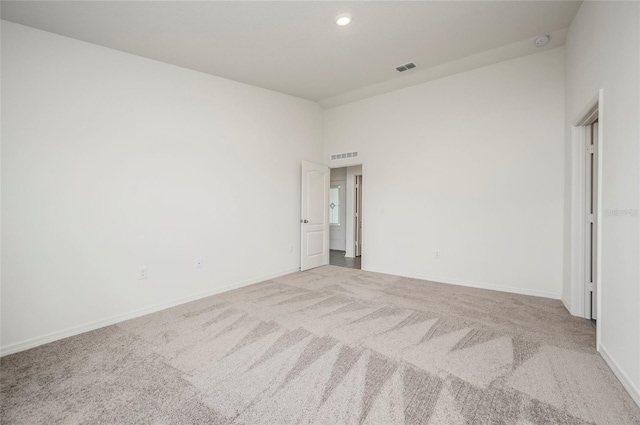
[585,122,599,320]
[301,161,330,271]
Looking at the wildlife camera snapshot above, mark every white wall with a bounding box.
[563,1,640,404]
[324,48,565,298]
[1,22,323,354]
[329,167,347,250]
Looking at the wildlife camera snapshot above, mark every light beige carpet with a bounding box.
[2,265,639,424]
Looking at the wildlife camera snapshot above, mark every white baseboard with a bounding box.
[599,343,640,408]
[561,296,572,313]
[0,268,299,357]
[362,267,561,299]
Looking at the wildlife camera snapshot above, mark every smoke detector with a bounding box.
[534,35,550,48]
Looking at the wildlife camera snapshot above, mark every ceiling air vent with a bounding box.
[331,151,359,161]
[396,62,416,72]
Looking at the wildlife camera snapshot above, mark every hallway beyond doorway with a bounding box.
[329,250,361,270]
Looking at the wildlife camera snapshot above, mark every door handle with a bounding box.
[301,219,309,223]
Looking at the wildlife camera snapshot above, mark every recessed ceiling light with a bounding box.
[335,13,352,26]
[534,35,550,47]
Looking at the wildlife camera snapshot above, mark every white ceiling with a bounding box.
[1,1,581,105]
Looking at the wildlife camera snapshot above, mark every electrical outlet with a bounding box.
[195,257,203,268]
[434,250,441,259]
[138,266,148,280]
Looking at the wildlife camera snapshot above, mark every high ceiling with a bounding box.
[1,1,581,105]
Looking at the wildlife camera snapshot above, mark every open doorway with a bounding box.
[574,97,600,323]
[329,166,362,269]
[569,91,602,347]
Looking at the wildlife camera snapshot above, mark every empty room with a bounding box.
[1,1,639,423]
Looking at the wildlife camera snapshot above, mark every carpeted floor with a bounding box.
[2,266,639,424]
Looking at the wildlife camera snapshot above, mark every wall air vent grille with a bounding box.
[396,62,416,72]
[331,151,358,161]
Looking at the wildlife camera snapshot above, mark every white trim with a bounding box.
[561,296,571,313]
[0,268,299,357]
[594,93,603,349]
[573,93,600,127]
[363,267,561,299]
[567,89,604,353]
[359,164,365,268]
[599,343,640,408]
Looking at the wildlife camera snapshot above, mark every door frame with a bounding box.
[568,90,603,349]
[328,163,365,268]
[354,174,363,257]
